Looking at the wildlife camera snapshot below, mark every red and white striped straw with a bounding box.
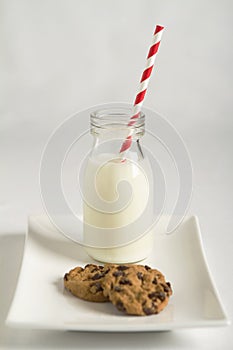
[119,25,164,154]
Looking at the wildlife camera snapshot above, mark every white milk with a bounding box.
[83,153,154,263]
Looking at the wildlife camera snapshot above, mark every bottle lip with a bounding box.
[90,106,145,133]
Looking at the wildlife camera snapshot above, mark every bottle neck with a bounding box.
[89,106,145,160]
[90,106,145,141]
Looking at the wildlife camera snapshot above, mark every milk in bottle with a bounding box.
[83,105,154,263]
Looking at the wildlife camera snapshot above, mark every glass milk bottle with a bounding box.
[83,104,154,263]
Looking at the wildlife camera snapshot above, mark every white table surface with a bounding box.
[1,0,233,348]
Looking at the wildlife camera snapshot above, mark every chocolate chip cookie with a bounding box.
[64,264,111,302]
[102,264,172,315]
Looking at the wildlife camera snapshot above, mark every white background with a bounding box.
[0,0,233,349]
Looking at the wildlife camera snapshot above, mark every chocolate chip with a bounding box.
[114,286,122,292]
[148,292,157,299]
[119,278,132,285]
[144,265,151,271]
[162,283,170,293]
[91,272,105,280]
[113,271,125,277]
[99,266,104,270]
[157,292,166,301]
[91,282,103,293]
[85,264,94,268]
[152,277,157,284]
[143,302,158,315]
[166,282,171,288]
[64,273,69,281]
[148,291,166,301]
[116,300,126,312]
[137,272,143,280]
[143,307,155,315]
[117,265,129,271]
[91,267,99,273]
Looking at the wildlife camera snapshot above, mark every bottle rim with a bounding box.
[90,106,145,134]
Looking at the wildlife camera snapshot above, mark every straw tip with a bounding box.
[155,25,164,33]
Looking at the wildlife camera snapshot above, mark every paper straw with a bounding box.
[119,25,164,155]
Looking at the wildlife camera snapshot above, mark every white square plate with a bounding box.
[6,215,229,331]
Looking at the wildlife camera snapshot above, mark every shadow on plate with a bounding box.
[0,233,25,324]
